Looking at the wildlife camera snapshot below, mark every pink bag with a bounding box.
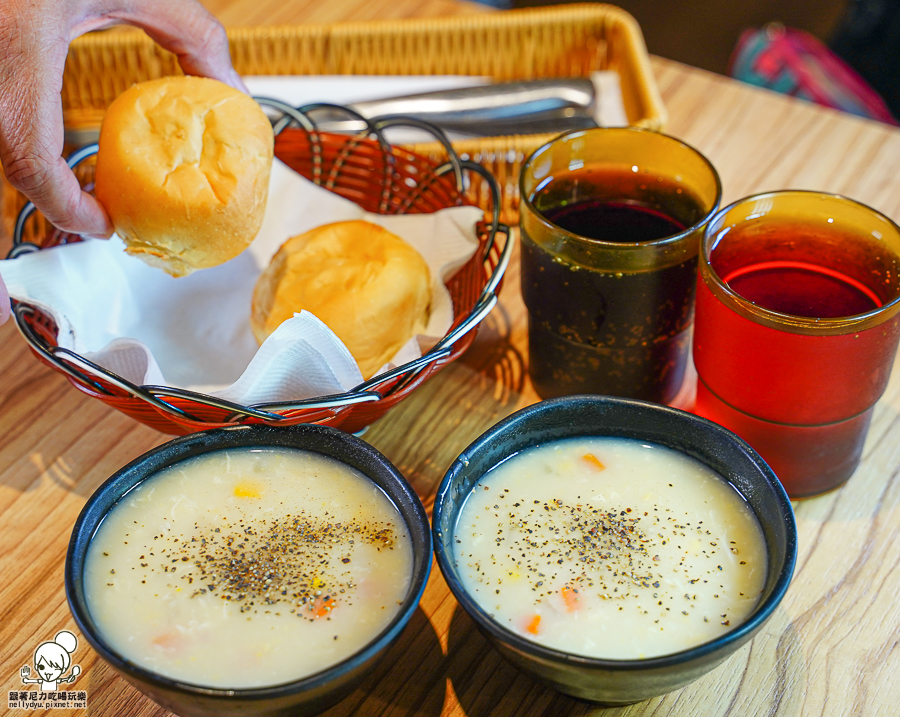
[729,23,898,125]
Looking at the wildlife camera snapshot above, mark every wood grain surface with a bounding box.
[199,0,490,24]
[2,3,900,715]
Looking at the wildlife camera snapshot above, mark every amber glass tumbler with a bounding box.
[693,191,900,497]
[519,128,721,404]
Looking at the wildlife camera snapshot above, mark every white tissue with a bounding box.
[0,159,482,406]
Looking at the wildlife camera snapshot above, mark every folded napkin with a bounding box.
[0,159,482,405]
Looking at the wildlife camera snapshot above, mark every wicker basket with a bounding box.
[10,108,510,435]
[2,4,665,241]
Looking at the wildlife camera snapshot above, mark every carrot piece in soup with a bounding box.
[151,631,184,651]
[582,453,605,471]
[313,595,336,618]
[525,614,541,634]
[561,584,581,611]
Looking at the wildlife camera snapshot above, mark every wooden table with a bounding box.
[200,0,490,24]
[3,4,900,716]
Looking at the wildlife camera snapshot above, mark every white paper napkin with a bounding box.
[0,160,482,405]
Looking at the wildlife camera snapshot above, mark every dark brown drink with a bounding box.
[521,165,710,402]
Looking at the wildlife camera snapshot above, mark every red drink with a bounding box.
[693,194,900,497]
[723,261,880,318]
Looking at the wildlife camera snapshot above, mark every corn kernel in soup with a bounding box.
[454,437,766,660]
[84,448,413,688]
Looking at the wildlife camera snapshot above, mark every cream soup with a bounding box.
[84,447,413,688]
[454,437,766,660]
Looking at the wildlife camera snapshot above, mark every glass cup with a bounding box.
[693,191,900,497]
[519,127,722,403]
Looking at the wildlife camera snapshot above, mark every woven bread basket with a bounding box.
[9,106,510,435]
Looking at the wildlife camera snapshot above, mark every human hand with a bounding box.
[19,664,38,683]
[0,0,246,244]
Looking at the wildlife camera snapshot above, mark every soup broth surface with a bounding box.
[85,447,413,688]
[454,437,766,659]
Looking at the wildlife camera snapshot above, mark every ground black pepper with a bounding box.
[125,511,399,622]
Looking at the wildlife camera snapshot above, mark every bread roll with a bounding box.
[251,220,432,379]
[95,76,274,277]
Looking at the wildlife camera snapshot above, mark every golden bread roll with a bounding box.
[251,220,432,379]
[94,76,274,277]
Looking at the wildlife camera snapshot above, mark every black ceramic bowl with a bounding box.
[433,395,796,705]
[66,424,432,717]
